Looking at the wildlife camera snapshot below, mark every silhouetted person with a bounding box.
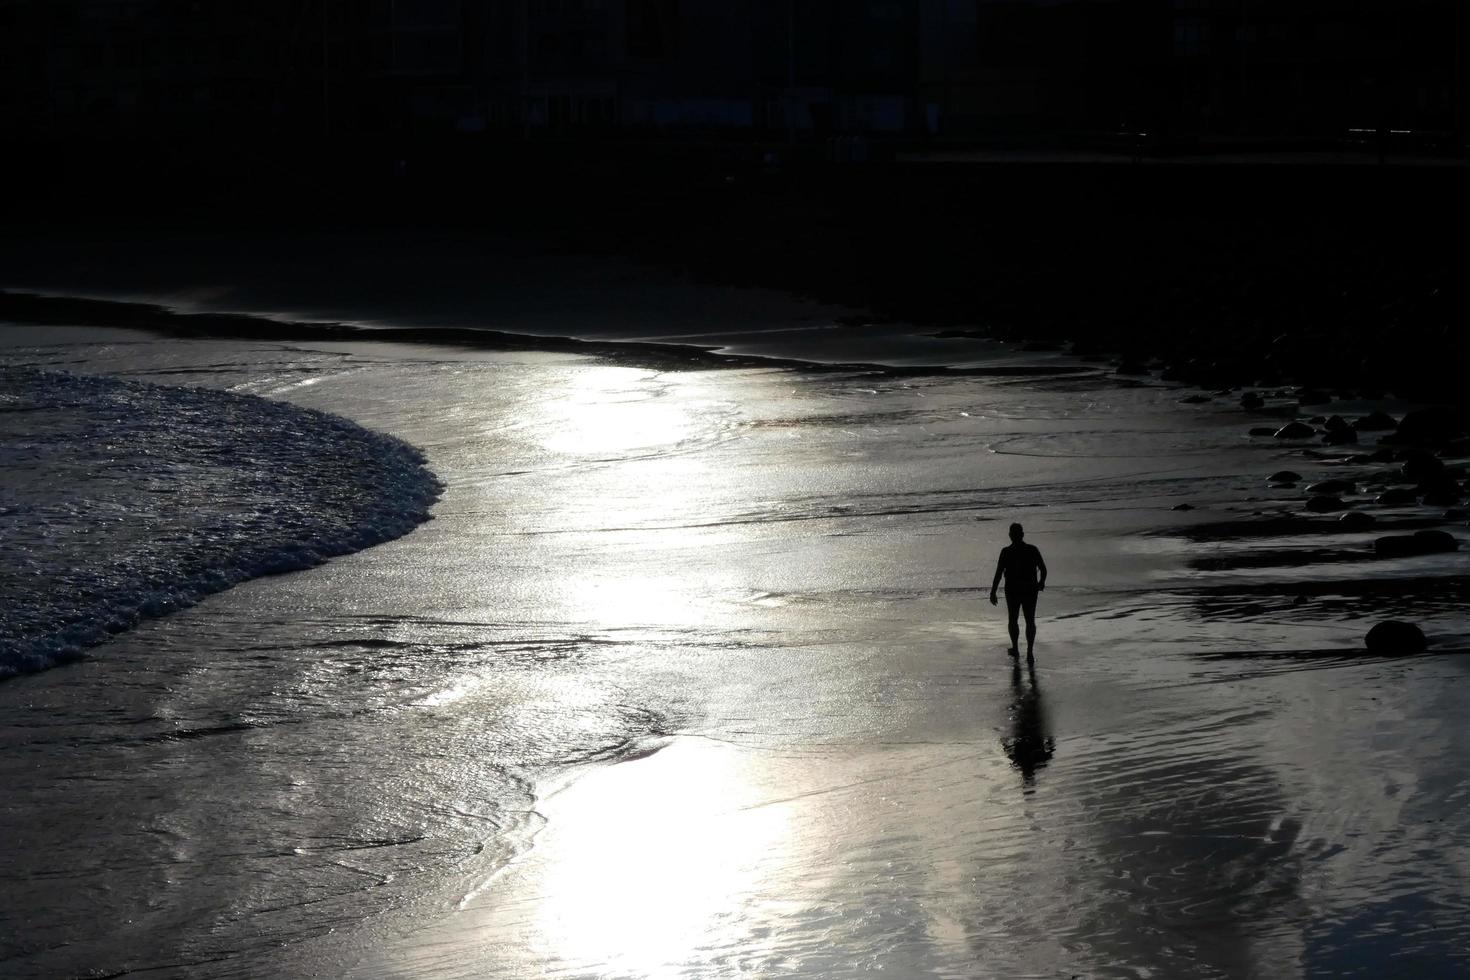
[1001,658,1054,787]
[989,522,1047,659]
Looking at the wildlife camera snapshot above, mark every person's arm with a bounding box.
[990,550,1005,604]
[1036,547,1047,591]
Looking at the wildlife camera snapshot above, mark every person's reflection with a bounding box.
[1001,659,1054,787]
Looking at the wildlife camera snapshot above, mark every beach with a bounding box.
[8,0,1470,966]
[3,282,1469,977]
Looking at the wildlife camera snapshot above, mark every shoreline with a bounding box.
[6,156,1469,403]
[0,287,1095,378]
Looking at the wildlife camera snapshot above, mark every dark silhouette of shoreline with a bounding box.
[6,145,1469,403]
[0,289,1089,379]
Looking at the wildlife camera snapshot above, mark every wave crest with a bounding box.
[0,367,442,677]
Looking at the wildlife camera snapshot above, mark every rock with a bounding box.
[1322,428,1358,446]
[1297,389,1331,405]
[1269,470,1302,483]
[1365,620,1428,654]
[1239,391,1265,409]
[1375,487,1420,507]
[1308,415,1327,425]
[1116,361,1151,376]
[1445,508,1469,521]
[1339,511,1376,528]
[1389,406,1470,445]
[1363,448,1396,463]
[1421,486,1464,508]
[1305,495,1346,513]
[1401,451,1446,483]
[1374,530,1460,558]
[1171,503,1195,511]
[1249,426,1279,437]
[1353,411,1398,432]
[1324,415,1351,433]
[1274,422,1316,439]
[1306,479,1355,495]
[1179,394,1211,404]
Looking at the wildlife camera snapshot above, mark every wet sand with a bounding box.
[3,321,1469,977]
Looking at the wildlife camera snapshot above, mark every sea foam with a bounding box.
[0,367,442,677]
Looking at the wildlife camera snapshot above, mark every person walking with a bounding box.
[990,522,1047,660]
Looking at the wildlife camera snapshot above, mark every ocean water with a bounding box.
[1,323,1469,979]
[0,364,440,676]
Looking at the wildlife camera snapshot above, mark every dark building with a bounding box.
[966,0,1154,137]
[2,0,1464,150]
[486,0,926,137]
[0,0,327,139]
[0,0,931,141]
[1162,0,1466,142]
[965,0,1467,145]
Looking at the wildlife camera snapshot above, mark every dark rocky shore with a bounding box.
[609,160,1470,404]
[7,142,1468,400]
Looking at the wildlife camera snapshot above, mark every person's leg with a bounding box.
[1005,593,1021,654]
[1022,592,1038,656]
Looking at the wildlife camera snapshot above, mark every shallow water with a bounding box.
[2,328,1468,978]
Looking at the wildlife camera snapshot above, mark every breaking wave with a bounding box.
[0,367,442,677]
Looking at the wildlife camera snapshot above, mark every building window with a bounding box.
[627,0,676,59]
[393,0,459,30]
[1173,19,1209,57]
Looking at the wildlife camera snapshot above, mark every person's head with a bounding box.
[1009,522,1024,542]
